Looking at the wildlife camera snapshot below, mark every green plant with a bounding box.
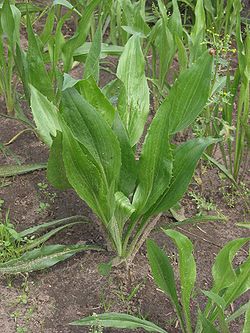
[30,18,216,267]
[72,230,250,333]
[0,0,21,114]
[0,213,102,274]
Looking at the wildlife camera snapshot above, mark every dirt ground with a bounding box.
[0,2,250,333]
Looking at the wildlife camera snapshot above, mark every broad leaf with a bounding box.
[77,76,115,125]
[164,51,213,134]
[112,113,137,196]
[146,239,181,316]
[212,238,250,292]
[47,132,71,190]
[71,313,168,333]
[117,34,149,146]
[61,88,121,188]
[151,137,216,215]
[132,103,173,216]
[163,229,196,332]
[30,85,61,146]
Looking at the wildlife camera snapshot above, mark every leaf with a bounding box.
[0,1,20,46]
[19,215,87,238]
[151,137,217,215]
[73,42,123,61]
[199,313,220,333]
[30,85,61,146]
[61,88,121,189]
[243,304,250,333]
[201,290,226,310]
[212,238,250,292]
[83,20,102,82]
[226,301,250,323]
[60,88,121,222]
[146,239,181,315]
[166,51,213,134]
[115,192,135,231]
[132,98,173,216]
[71,313,168,333]
[61,121,111,223]
[0,244,102,274]
[47,132,71,190]
[62,0,102,72]
[26,14,53,100]
[0,163,47,177]
[203,153,237,185]
[168,0,182,40]
[39,6,55,45]
[53,0,82,16]
[117,34,149,146]
[77,76,115,125]
[112,113,137,196]
[163,229,196,332]
[23,221,87,252]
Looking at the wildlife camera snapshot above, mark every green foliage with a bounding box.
[30,36,214,264]
[0,213,102,274]
[73,231,250,333]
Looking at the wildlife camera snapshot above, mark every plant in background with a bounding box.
[72,230,250,333]
[0,0,21,114]
[30,15,216,267]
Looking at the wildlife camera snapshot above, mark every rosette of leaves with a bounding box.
[30,33,215,266]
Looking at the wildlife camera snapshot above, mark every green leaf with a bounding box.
[47,132,71,190]
[83,20,102,82]
[19,215,87,238]
[168,0,182,40]
[163,229,196,332]
[77,76,115,125]
[0,1,20,46]
[0,244,102,274]
[243,304,250,333]
[132,100,173,216]
[112,113,137,196]
[152,137,216,215]
[146,239,181,316]
[201,290,226,310]
[71,313,168,333]
[115,192,135,231]
[117,34,149,146]
[53,0,82,16]
[166,51,213,134]
[0,163,47,177]
[26,14,53,100]
[212,238,250,292]
[30,85,61,146]
[61,88,121,189]
[226,301,250,323]
[62,0,102,72]
[199,313,220,333]
[60,88,121,222]
[190,0,206,61]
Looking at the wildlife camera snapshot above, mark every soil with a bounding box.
[1,2,250,333]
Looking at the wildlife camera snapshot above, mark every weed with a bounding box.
[36,182,56,214]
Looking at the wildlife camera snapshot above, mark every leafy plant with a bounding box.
[30,20,216,266]
[72,230,250,333]
[0,212,102,274]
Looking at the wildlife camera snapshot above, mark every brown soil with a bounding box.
[1,3,250,333]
